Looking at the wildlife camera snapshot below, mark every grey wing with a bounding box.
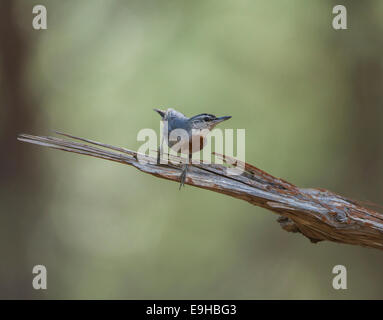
[167,114,191,133]
[166,117,191,148]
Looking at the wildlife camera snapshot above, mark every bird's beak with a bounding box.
[213,116,232,124]
[153,108,166,118]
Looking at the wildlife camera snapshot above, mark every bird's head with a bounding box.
[189,113,232,131]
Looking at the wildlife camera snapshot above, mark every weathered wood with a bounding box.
[17,132,383,250]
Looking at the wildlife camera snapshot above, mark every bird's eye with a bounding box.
[204,117,210,121]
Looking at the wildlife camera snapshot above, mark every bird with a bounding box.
[154,108,231,189]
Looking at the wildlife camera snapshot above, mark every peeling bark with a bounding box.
[17,131,383,251]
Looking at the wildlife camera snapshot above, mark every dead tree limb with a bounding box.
[17,132,383,251]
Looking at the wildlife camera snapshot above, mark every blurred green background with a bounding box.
[1,0,383,299]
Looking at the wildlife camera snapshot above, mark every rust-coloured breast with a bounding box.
[188,136,206,153]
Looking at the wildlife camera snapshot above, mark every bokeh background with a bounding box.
[1,0,383,299]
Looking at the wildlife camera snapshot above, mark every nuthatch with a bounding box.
[154,108,231,189]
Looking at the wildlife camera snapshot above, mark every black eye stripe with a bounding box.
[190,113,216,122]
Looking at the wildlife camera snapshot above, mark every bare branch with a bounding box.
[17,132,383,250]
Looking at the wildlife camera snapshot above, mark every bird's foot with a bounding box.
[179,164,188,190]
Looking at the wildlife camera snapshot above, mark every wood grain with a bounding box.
[17,131,383,250]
